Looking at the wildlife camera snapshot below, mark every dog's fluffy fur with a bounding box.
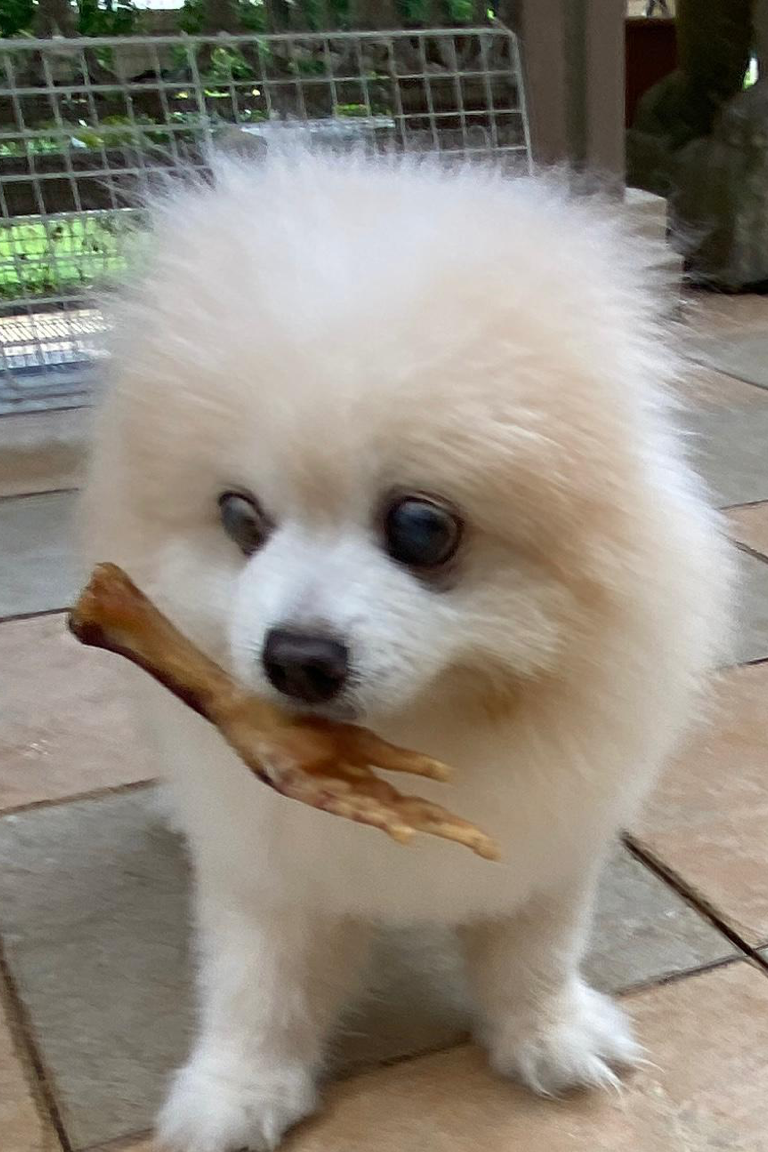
[83,149,731,1151]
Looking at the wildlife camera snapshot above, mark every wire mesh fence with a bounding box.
[0,27,530,412]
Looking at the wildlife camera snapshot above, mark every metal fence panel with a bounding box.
[0,28,530,412]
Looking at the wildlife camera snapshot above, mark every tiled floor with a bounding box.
[280,964,768,1152]
[636,663,768,948]
[0,410,87,499]
[0,287,767,1152]
[688,332,768,391]
[0,493,79,619]
[730,501,768,559]
[0,794,735,1149]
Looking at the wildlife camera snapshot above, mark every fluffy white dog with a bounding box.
[83,147,730,1151]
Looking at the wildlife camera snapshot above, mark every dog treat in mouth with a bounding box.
[68,564,499,859]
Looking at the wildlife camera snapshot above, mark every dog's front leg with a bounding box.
[461,870,641,1096]
[158,883,368,1152]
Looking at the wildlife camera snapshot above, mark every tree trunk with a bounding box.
[263,1,290,31]
[34,0,77,37]
[676,0,753,134]
[202,0,243,34]
[349,1,399,29]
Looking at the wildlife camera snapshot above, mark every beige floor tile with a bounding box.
[684,289,768,337]
[679,372,768,508]
[0,492,79,617]
[682,292,768,391]
[636,664,768,946]
[89,1140,154,1152]
[0,409,87,498]
[0,990,59,1152]
[687,332,768,391]
[729,502,768,558]
[734,549,768,663]
[285,963,768,1152]
[0,614,152,811]
[674,365,768,409]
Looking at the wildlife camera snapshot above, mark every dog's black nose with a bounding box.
[263,629,349,704]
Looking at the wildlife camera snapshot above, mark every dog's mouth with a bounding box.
[259,691,361,724]
[286,697,361,723]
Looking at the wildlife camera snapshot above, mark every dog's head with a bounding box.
[89,152,676,725]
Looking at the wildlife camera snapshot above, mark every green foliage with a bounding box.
[0,129,63,156]
[1,0,489,39]
[176,0,206,33]
[1,0,35,37]
[0,216,130,300]
[178,0,268,34]
[448,0,479,20]
[208,45,255,82]
[0,111,219,157]
[398,0,481,23]
[334,102,369,117]
[1,1,143,38]
[76,0,142,36]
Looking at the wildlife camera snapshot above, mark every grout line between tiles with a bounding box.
[77,1038,478,1152]
[623,834,768,974]
[0,938,72,1152]
[0,405,89,419]
[731,655,768,669]
[79,1134,152,1152]
[733,541,768,566]
[615,953,741,997]
[686,350,768,396]
[0,487,78,504]
[337,1034,472,1082]
[70,956,759,1152]
[0,606,69,626]
[0,777,156,820]
[723,498,768,511]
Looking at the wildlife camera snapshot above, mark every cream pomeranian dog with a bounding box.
[82,145,731,1151]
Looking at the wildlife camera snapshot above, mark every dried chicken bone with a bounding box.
[68,563,499,860]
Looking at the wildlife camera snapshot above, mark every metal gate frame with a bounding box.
[0,26,531,412]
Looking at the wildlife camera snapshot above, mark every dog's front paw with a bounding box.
[157,1055,318,1151]
[486,980,641,1096]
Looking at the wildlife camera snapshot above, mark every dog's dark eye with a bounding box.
[218,491,271,556]
[383,496,461,570]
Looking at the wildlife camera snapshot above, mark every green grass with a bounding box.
[0,113,215,159]
[0,216,131,302]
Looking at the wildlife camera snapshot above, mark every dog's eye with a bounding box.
[383,496,461,570]
[218,491,271,556]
